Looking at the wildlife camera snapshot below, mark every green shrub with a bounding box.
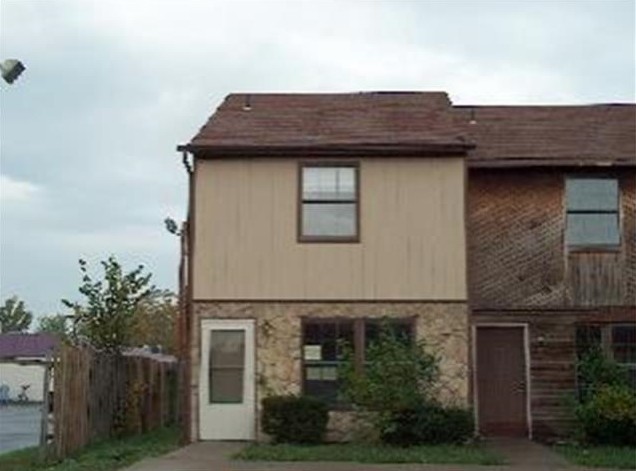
[339,321,439,413]
[577,347,630,403]
[572,346,635,445]
[575,385,636,446]
[381,403,474,446]
[262,395,328,444]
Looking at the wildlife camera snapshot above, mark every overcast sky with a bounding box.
[1,0,634,318]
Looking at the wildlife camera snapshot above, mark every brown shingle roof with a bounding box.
[183,92,472,156]
[181,92,635,166]
[455,104,636,167]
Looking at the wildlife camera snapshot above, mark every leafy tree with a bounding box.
[0,295,32,333]
[339,322,448,444]
[339,322,440,413]
[130,289,178,353]
[37,314,70,340]
[63,256,154,353]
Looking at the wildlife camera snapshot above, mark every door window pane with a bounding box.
[209,330,245,403]
[210,369,244,403]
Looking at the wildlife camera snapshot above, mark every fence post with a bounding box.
[39,354,52,460]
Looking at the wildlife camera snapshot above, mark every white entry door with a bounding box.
[199,319,255,440]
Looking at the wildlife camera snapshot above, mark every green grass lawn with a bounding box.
[0,427,180,471]
[235,443,504,465]
[556,445,636,470]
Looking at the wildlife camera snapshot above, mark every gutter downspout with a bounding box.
[179,147,194,443]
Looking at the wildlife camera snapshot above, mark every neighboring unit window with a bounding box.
[575,324,603,399]
[302,318,413,405]
[209,330,245,403]
[565,178,620,248]
[611,325,636,387]
[300,165,358,241]
[575,324,636,394]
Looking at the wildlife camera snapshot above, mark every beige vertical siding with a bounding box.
[193,157,467,300]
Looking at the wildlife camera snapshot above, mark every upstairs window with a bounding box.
[565,178,620,249]
[300,164,359,242]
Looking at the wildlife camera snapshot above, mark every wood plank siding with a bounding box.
[193,157,467,301]
[470,168,635,440]
[566,252,625,306]
[468,168,636,309]
[474,311,578,439]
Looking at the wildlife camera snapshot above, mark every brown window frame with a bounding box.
[297,161,360,243]
[565,176,621,253]
[300,317,416,407]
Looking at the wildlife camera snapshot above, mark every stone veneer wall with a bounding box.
[191,301,469,442]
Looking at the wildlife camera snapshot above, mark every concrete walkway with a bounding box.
[485,438,569,470]
[122,440,617,471]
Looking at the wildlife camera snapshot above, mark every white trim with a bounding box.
[472,323,532,439]
[199,318,257,440]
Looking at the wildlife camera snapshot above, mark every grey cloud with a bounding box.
[0,0,634,315]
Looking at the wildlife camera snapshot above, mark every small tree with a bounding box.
[0,295,32,333]
[63,256,154,353]
[340,322,439,412]
[130,289,178,353]
[37,314,70,340]
[340,323,476,445]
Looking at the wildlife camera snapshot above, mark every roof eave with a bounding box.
[468,158,636,168]
[177,142,474,158]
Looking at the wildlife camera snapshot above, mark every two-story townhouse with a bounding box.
[460,104,636,440]
[178,92,635,443]
[178,92,472,441]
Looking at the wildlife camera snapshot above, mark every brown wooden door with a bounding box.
[476,326,528,437]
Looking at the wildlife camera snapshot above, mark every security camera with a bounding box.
[1,59,26,84]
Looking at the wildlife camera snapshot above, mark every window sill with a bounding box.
[568,245,621,254]
[298,236,360,244]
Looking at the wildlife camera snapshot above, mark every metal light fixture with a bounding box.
[1,59,26,84]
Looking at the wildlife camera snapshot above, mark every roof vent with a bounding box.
[243,94,252,111]
[469,108,477,125]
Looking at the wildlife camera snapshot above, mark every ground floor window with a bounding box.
[611,324,636,386]
[576,323,636,390]
[302,318,414,404]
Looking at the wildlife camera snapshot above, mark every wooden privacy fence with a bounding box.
[51,344,178,460]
